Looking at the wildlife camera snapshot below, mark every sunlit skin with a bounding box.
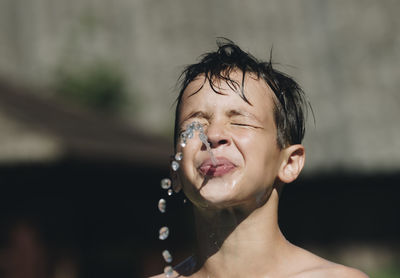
[177,74,284,211]
[151,71,368,278]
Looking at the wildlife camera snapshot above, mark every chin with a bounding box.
[196,184,242,208]
[182,174,247,208]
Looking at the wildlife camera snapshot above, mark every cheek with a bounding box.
[177,139,201,181]
[232,130,273,159]
[236,133,281,180]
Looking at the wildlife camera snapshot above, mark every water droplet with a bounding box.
[160,178,171,190]
[198,130,217,165]
[188,122,195,129]
[180,132,187,141]
[199,132,207,144]
[194,122,202,130]
[162,249,173,263]
[171,161,179,171]
[159,226,169,240]
[158,199,166,213]
[209,152,217,166]
[174,152,183,161]
[180,141,186,147]
[164,266,173,277]
[167,189,173,196]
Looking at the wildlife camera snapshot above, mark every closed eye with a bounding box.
[179,120,208,134]
[231,122,251,127]
[231,122,263,129]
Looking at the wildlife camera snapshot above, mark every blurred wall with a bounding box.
[1,0,399,171]
[1,1,400,277]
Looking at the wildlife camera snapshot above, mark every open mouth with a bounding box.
[198,157,236,177]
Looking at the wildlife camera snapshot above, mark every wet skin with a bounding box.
[177,72,285,210]
[149,72,368,278]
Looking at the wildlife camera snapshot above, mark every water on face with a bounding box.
[157,121,219,275]
[180,121,217,166]
[198,132,217,165]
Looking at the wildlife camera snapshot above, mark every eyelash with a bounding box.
[231,122,251,127]
[231,123,248,126]
[178,121,257,132]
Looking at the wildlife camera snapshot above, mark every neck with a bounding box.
[191,188,291,278]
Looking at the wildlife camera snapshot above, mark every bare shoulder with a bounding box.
[288,245,368,278]
[327,265,369,278]
[295,263,369,278]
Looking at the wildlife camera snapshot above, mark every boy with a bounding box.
[151,40,367,278]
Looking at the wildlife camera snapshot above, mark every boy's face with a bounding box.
[176,72,285,209]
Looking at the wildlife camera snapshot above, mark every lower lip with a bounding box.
[199,164,236,177]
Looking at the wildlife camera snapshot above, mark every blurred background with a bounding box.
[0,0,399,277]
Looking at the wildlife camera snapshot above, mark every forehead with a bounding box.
[179,71,276,122]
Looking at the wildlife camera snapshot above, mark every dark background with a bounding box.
[1,159,398,277]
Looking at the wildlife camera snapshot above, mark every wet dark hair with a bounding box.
[174,39,311,149]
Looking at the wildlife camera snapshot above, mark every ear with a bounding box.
[277,144,305,184]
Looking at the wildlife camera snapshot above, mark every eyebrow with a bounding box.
[181,109,260,127]
[181,111,212,125]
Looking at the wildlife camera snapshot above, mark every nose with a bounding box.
[205,122,230,148]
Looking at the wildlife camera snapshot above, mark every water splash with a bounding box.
[180,121,217,166]
[159,226,169,240]
[157,121,219,275]
[160,178,172,189]
[199,132,217,165]
[171,161,180,171]
[162,249,173,263]
[174,152,183,161]
[158,199,166,213]
[164,266,173,277]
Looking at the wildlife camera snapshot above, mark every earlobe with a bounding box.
[278,144,305,184]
